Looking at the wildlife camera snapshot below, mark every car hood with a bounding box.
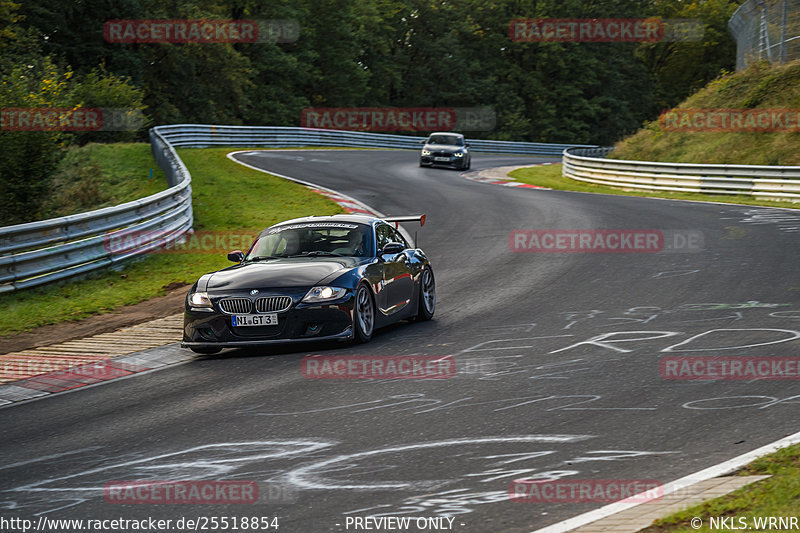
[205,258,363,291]
[424,143,465,153]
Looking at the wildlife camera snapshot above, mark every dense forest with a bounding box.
[1,0,740,223]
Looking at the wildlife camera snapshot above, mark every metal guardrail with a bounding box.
[4,122,798,293]
[1,125,589,292]
[153,124,595,156]
[0,129,193,293]
[563,147,800,200]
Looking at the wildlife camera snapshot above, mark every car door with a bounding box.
[376,223,414,314]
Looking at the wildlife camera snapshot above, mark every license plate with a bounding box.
[434,156,450,162]
[232,314,278,327]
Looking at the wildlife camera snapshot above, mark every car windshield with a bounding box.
[246,223,372,259]
[428,135,463,146]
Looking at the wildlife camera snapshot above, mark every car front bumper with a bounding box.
[182,328,353,348]
[182,292,356,348]
[420,155,464,167]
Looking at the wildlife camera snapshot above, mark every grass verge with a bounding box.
[0,146,344,337]
[611,61,800,166]
[510,163,800,210]
[39,143,168,220]
[641,443,800,532]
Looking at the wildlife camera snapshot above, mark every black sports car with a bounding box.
[419,132,471,170]
[182,214,435,353]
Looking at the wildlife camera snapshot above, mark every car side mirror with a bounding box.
[465,142,470,147]
[381,242,405,255]
[227,250,244,263]
[420,139,426,144]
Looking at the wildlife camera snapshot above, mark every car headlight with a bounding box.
[302,286,347,303]
[454,152,464,157]
[421,150,431,156]
[188,292,213,308]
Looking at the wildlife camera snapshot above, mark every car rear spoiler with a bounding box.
[384,214,426,248]
[384,214,426,229]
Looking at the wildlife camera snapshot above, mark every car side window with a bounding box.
[388,227,408,248]
[376,224,394,252]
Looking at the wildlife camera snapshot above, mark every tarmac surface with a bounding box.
[1,149,798,532]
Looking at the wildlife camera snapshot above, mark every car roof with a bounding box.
[268,214,381,229]
[428,132,464,138]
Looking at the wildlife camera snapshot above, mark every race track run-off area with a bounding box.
[2,149,800,533]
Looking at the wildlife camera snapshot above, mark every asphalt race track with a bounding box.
[2,149,800,532]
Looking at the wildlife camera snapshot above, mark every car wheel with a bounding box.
[353,283,375,343]
[465,157,471,170]
[190,346,222,354]
[414,266,435,321]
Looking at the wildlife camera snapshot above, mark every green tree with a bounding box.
[0,59,73,224]
[0,1,148,223]
[637,0,740,112]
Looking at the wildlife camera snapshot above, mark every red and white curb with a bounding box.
[227,150,382,217]
[307,186,376,216]
[0,345,193,406]
[0,316,188,406]
[461,163,555,189]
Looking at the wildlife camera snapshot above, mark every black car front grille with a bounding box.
[219,298,252,314]
[256,296,293,313]
[432,151,452,158]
